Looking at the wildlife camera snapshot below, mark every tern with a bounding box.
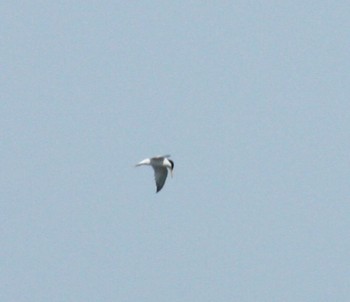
[135,155,174,193]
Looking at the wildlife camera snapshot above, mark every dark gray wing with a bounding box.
[153,166,168,193]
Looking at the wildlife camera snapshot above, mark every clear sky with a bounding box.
[1,2,350,301]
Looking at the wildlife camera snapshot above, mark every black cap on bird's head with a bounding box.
[168,159,174,177]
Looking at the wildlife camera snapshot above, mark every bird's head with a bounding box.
[168,159,174,177]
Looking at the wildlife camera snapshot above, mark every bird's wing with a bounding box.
[135,158,150,166]
[153,154,171,159]
[153,166,168,193]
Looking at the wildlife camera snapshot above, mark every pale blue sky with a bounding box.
[1,2,350,301]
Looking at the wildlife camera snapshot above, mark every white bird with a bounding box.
[135,155,174,193]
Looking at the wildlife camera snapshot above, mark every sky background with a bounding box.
[1,1,350,301]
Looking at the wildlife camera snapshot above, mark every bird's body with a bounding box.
[135,155,174,193]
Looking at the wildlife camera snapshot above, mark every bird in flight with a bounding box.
[135,155,174,193]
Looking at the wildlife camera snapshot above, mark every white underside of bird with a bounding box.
[135,155,174,193]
